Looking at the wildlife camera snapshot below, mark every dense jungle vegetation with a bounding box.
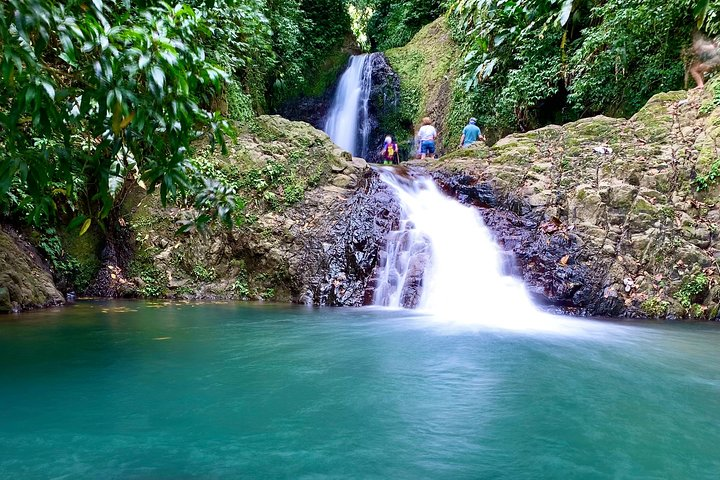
[448,0,720,138]
[0,0,352,230]
[1,0,718,236]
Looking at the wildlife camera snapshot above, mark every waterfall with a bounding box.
[373,169,538,323]
[324,54,375,158]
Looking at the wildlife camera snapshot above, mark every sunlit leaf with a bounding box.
[79,218,92,236]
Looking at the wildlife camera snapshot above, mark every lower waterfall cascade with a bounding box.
[372,168,541,327]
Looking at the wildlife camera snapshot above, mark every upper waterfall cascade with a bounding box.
[324,54,376,158]
[373,169,538,323]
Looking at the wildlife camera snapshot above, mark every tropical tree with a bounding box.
[0,0,232,229]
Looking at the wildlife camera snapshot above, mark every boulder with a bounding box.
[0,227,64,312]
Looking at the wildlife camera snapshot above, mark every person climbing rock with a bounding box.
[417,117,437,160]
[459,117,484,147]
[381,135,400,165]
[689,34,720,88]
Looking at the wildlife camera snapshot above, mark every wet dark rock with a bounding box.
[277,94,334,131]
[302,171,400,305]
[434,173,498,208]
[365,53,401,163]
[398,253,428,308]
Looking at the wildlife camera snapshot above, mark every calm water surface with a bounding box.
[1,301,719,479]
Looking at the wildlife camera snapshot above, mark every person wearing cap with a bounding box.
[459,117,483,147]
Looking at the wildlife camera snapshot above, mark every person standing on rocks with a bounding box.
[459,117,484,147]
[689,34,720,88]
[381,135,400,165]
[417,117,437,160]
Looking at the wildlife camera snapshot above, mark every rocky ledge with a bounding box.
[426,88,720,320]
[117,115,397,306]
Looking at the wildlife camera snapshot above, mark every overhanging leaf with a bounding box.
[79,218,92,236]
[559,0,573,26]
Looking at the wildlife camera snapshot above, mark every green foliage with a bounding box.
[641,297,670,318]
[225,82,255,122]
[128,252,167,298]
[192,264,216,282]
[1,0,353,235]
[568,0,691,116]
[365,0,447,51]
[0,0,231,229]
[450,0,715,138]
[231,278,251,297]
[694,160,720,191]
[37,228,96,292]
[263,287,276,299]
[188,144,310,217]
[674,272,709,309]
[270,0,353,104]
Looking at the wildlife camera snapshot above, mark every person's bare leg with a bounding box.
[690,62,709,88]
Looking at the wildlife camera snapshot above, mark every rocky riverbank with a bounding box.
[116,116,396,306]
[425,87,720,320]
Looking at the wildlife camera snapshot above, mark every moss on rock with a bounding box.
[385,17,461,151]
[0,227,64,312]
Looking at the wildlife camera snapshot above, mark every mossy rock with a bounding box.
[565,116,624,141]
[0,228,64,312]
[384,17,461,150]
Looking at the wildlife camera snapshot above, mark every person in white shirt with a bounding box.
[417,117,437,160]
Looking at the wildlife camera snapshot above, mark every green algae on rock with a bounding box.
[384,17,462,152]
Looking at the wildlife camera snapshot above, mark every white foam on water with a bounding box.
[373,169,618,337]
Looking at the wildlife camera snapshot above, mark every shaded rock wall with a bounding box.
[0,227,64,312]
[366,53,401,163]
[426,88,720,320]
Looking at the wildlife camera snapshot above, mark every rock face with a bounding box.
[365,53,401,163]
[277,92,335,132]
[123,116,396,306]
[384,17,462,154]
[427,88,720,320]
[0,227,64,312]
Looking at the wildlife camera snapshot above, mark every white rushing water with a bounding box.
[373,169,588,333]
[324,54,374,157]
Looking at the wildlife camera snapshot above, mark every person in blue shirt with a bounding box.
[459,117,484,147]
